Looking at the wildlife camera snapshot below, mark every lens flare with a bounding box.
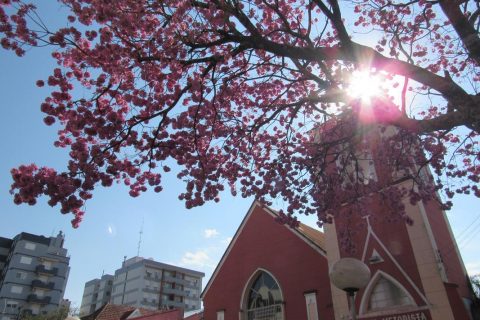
[347,70,382,103]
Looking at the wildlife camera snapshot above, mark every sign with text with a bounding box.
[360,310,431,320]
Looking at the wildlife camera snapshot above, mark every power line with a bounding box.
[441,212,480,260]
[459,220,480,250]
[456,213,480,242]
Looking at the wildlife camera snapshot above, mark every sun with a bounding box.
[347,70,382,103]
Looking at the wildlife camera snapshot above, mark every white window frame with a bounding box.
[241,269,285,320]
[42,260,53,269]
[359,271,417,315]
[25,242,36,250]
[11,285,23,294]
[304,292,319,320]
[33,288,45,297]
[19,256,32,264]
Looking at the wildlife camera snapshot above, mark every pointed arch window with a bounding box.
[245,271,284,320]
[368,275,414,311]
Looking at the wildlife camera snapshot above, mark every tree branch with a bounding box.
[438,1,480,65]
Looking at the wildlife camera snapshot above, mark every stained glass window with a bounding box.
[246,272,283,320]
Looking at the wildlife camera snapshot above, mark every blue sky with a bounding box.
[0,26,255,307]
[0,1,479,310]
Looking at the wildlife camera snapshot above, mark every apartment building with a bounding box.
[0,232,70,320]
[81,257,204,316]
[79,274,114,316]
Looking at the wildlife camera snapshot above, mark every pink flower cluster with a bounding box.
[2,0,479,230]
[10,164,85,227]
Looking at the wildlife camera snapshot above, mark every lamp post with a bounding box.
[329,258,371,320]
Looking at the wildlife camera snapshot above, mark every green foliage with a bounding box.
[472,274,480,300]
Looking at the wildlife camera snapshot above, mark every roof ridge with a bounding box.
[296,222,326,250]
[201,201,327,299]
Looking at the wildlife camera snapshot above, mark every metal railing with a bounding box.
[163,275,189,286]
[162,287,186,296]
[246,304,283,320]
[142,287,160,293]
[31,279,54,290]
[35,265,58,276]
[27,294,51,304]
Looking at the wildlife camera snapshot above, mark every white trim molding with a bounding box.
[359,270,417,316]
[304,291,319,320]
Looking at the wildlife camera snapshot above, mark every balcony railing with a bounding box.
[27,294,51,304]
[163,275,189,286]
[162,300,184,309]
[31,279,54,290]
[143,287,160,293]
[141,299,159,307]
[22,309,34,316]
[144,274,161,281]
[35,265,58,276]
[162,287,186,296]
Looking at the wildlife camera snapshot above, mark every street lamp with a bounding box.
[329,258,371,320]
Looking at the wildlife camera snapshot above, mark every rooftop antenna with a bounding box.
[137,217,144,257]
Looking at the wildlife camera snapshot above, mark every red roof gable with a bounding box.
[129,309,181,320]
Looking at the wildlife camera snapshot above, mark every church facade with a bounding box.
[201,198,474,320]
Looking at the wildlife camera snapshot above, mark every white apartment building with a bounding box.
[80,257,204,316]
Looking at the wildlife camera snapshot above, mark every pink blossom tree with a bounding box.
[1,0,479,227]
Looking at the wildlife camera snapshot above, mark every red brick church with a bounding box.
[202,200,474,319]
[201,128,476,320]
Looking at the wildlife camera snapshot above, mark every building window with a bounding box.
[16,271,26,279]
[38,275,48,282]
[337,149,377,185]
[25,242,36,250]
[32,288,45,297]
[30,305,39,315]
[19,256,32,264]
[42,260,53,270]
[367,276,414,311]
[245,271,283,320]
[304,292,319,320]
[216,310,224,320]
[11,285,23,294]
